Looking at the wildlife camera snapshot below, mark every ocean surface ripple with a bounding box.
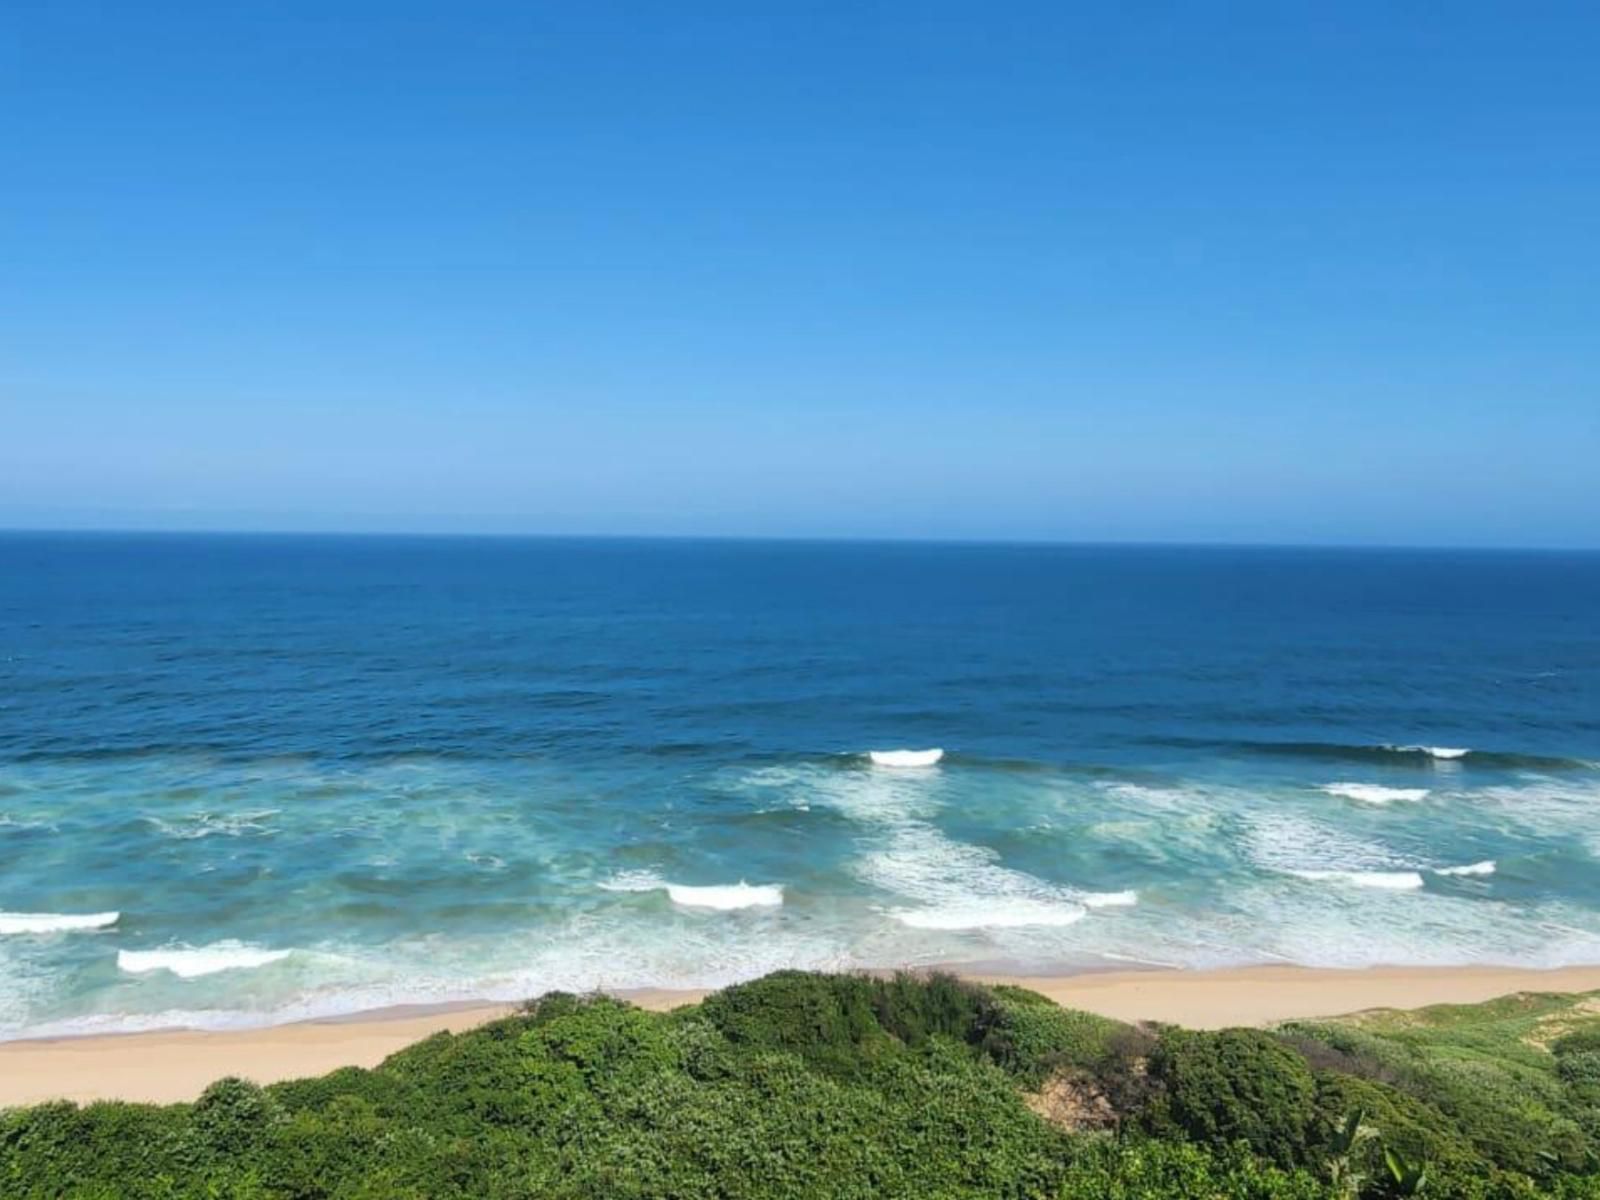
[1,534,1598,1037]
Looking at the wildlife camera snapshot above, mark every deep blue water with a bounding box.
[1,533,1598,1036]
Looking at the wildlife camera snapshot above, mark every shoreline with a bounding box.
[4,963,1600,1107]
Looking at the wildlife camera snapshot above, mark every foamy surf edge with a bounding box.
[598,872,783,911]
[891,897,1086,929]
[1288,869,1426,890]
[0,911,120,935]
[868,748,944,768]
[1435,860,1497,877]
[117,943,293,978]
[1320,783,1431,805]
[666,882,784,910]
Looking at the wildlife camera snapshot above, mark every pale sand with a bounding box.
[5,965,1600,1107]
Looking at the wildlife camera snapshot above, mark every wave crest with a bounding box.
[0,911,119,935]
[599,872,783,910]
[1435,860,1496,877]
[1320,783,1430,805]
[117,943,293,978]
[868,748,944,768]
[891,897,1086,929]
[1288,869,1426,891]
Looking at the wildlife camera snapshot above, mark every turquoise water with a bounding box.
[1,534,1598,1037]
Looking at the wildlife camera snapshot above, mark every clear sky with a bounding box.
[3,3,1597,546]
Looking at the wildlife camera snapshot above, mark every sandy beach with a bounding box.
[3,964,1598,1108]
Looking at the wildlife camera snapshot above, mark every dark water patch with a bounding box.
[1138,737,1593,772]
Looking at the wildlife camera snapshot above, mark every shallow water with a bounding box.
[1,533,1597,1036]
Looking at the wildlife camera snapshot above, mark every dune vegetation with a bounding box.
[5,971,1600,1198]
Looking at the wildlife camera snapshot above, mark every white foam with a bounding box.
[666,882,783,910]
[1081,890,1139,908]
[1288,869,1426,890]
[1320,783,1431,805]
[891,897,1086,929]
[1392,745,1470,760]
[117,943,292,978]
[0,911,119,935]
[1435,860,1496,877]
[597,869,666,893]
[868,748,944,768]
[144,810,281,840]
[599,872,783,910]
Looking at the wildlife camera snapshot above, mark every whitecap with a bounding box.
[0,911,119,935]
[117,943,292,978]
[1320,783,1430,804]
[597,869,666,893]
[1287,869,1426,891]
[1081,890,1139,908]
[1435,860,1496,877]
[599,872,783,910]
[665,882,783,910]
[1390,745,1470,760]
[891,897,1085,929]
[868,748,944,768]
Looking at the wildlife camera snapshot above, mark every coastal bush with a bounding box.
[1140,1027,1320,1166]
[1286,1002,1599,1177]
[984,983,1127,1087]
[1057,1138,1336,1199]
[3,974,1600,1198]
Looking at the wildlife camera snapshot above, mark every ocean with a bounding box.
[1,532,1597,1038]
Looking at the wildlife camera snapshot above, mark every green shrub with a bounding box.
[984,984,1127,1087]
[2,973,1598,1198]
[1058,1138,1335,1199]
[1141,1027,1319,1166]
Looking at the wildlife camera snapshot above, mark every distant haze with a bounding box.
[3,4,1597,547]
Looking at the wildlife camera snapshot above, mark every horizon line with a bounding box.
[1,524,1596,555]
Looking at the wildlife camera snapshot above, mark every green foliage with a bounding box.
[984,983,1126,1086]
[1141,1026,1319,1166]
[2,974,1599,1198]
[1285,991,1600,1178]
[1057,1138,1337,1198]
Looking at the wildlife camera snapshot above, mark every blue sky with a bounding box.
[3,3,1597,546]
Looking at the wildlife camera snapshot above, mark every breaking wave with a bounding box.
[1320,783,1431,804]
[599,872,783,910]
[117,943,293,978]
[1287,869,1426,890]
[868,748,945,768]
[0,911,119,935]
[1435,860,1496,877]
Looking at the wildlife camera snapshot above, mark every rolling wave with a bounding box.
[598,872,783,911]
[117,943,293,978]
[1435,860,1496,877]
[1144,737,1591,771]
[1319,783,1430,805]
[0,911,119,935]
[868,748,945,768]
[1287,869,1426,891]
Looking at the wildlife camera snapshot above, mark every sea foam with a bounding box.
[868,748,944,768]
[117,943,292,978]
[1390,745,1470,760]
[666,882,784,910]
[1435,860,1496,877]
[1320,783,1430,805]
[891,897,1086,930]
[0,911,119,935]
[599,872,783,910]
[1288,869,1426,890]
